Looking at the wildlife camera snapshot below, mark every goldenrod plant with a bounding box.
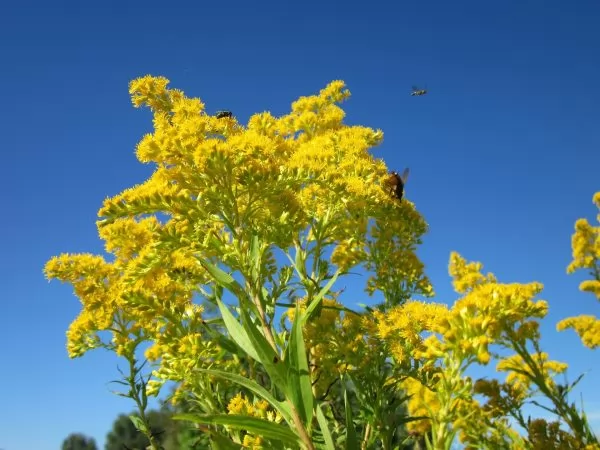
[45,76,598,449]
[559,192,600,348]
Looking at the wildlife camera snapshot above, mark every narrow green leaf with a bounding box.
[216,298,260,362]
[262,286,271,303]
[424,430,433,449]
[140,380,148,410]
[343,374,375,416]
[209,432,244,450]
[239,305,289,393]
[198,258,247,300]
[250,234,261,279]
[357,303,374,314]
[129,415,148,434]
[274,329,289,350]
[303,270,340,324]
[286,304,314,425]
[294,246,306,280]
[195,368,293,426]
[569,373,586,391]
[109,390,132,399]
[315,403,335,450]
[174,414,302,448]
[199,259,235,285]
[343,383,358,450]
[396,415,430,425]
[215,332,242,355]
[201,316,244,354]
[108,379,130,387]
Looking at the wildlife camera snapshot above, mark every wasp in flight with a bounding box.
[216,110,233,119]
[385,168,410,201]
[410,86,427,96]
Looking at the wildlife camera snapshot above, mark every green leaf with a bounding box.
[140,379,148,410]
[195,368,293,426]
[343,374,375,416]
[293,246,306,281]
[303,270,340,324]
[315,404,335,450]
[109,390,132,399]
[286,304,314,425]
[239,305,289,393]
[201,316,245,355]
[128,415,149,434]
[215,332,242,355]
[250,234,261,279]
[216,298,260,362]
[174,414,302,448]
[209,432,244,450]
[198,258,247,300]
[343,382,358,450]
[262,286,271,303]
[357,303,374,314]
[396,415,430,425]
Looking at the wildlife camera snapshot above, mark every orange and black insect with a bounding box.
[385,168,410,200]
[216,110,233,119]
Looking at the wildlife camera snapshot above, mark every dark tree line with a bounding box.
[61,406,200,450]
[61,433,98,450]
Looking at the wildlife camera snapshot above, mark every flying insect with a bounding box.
[410,86,427,96]
[216,110,233,119]
[385,168,410,201]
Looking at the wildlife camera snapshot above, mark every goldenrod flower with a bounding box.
[557,315,600,349]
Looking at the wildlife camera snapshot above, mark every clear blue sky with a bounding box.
[1,0,599,448]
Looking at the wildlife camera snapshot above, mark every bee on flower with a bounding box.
[385,168,410,200]
[215,110,233,119]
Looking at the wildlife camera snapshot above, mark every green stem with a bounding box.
[361,423,372,450]
[244,257,316,450]
[510,336,597,443]
[126,356,162,450]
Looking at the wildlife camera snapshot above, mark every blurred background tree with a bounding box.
[104,411,168,450]
[103,406,201,450]
[61,433,98,450]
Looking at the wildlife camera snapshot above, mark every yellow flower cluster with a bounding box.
[376,253,548,373]
[44,253,123,357]
[365,225,434,303]
[227,393,282,449]
[374,252,558,446]
[527,419,584,449]
[401,377,439,434]
[446,253,548,359]
[560,191,600,349]
[448,251,497,294]
[452,392,522,449]
[44,75,442,445]
[473,378,526,414]
[286,297,381,395]
[44,215,224,399]
[373,300,448,365]
[557,315,600,348]
[100,75,431,298]
[227,393,281,422]
[45,75,600,448]
[567,191,600,279]
[497,352,568,392]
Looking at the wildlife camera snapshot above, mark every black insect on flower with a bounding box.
[385,168,410,200]
[215,110,233,119]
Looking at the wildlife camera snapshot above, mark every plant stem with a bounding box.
[127,356,162,450]
[361,423,372,450]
